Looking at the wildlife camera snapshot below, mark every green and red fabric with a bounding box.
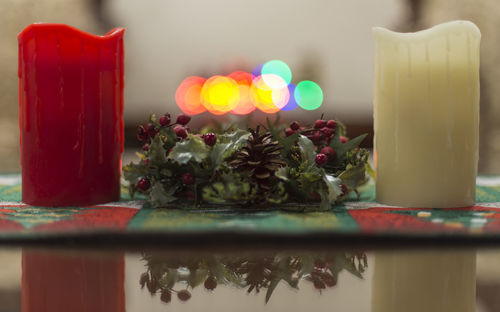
[1,174,500,242]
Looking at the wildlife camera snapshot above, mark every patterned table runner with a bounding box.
[1,174,500,243]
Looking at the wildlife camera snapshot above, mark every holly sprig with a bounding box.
[123,113,370,210]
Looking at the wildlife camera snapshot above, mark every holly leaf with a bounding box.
[218,129,250,146]
[149,182,177,208]
[341,134,367,153]
[329,128,367,165]
[210,129,250,169]
[323,174,343,202]
[338,163,368,190]
[297,135,316,165]
[123,162,148,184]
[275,167,289,181]
[366,161,375,180]
[149,135,167,164]
[169,135,209,164]
[266,118,299,158]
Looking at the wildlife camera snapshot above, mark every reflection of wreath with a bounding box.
[124,113,371,210]
[139,251,368,304]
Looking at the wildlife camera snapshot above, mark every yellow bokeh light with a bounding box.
[201,76,240,115]
[250,75,288,114]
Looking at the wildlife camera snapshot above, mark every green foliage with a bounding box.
[202,174,256,204]
[149,135,167,164]
[149,182,177,208]
[209,129,250,170]
[169,135,209,164]
[266,118,299,160]
[297,135,316,165]
[122,113,370,210]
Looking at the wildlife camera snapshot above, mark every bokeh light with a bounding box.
[201,75,240,115]
[175,76,207,115]
[228,71,255,115]
[262,60,292,85]
[175,60,323,115]
[280,83,298,111]
[251,64,263,79]
[295,81,323,110]
[250,74,289,114]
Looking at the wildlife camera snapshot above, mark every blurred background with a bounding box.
[0,0,499,173]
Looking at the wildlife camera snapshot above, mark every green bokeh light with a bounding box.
[261,60,292,85]
[295,81,323,110]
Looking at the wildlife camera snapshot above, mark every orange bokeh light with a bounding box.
[175,76,207,115]
[228,71,255,115]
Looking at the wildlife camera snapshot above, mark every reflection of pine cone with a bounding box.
[234,257,275,293]
[230,126,286,191]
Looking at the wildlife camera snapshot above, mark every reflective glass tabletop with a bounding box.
[1,245,499,312]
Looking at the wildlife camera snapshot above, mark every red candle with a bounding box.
[18,24,125,206]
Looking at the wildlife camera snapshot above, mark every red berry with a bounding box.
[340,136,348,143]
[204,276,217,291]
[177,290,191,301]
[285,128,295,137]
[315,119,326,129]
[176,114,191,125]
[182,173,194,185]
[137,178,151,191]
[340,183,348,196]
[160,290,172,303]
[312,131,322,142]
[203,133,217,146]
[137,125,148,141]
[146,123,157,136]
[142,158,150,165]
[321,127,333,137]
[174,125,188,139]
[290,121,300,131]
[320,146,335,160]
[326,120,337,129]
[142,143,150,151]
[159,113,171,126]
[315,153,328,167]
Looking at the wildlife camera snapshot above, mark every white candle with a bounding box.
[373,21,480,208]
[372,250,476,312]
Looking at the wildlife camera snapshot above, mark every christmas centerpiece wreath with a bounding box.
[124,113,372,211]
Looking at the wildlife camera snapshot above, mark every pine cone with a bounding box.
[229,126,287,191]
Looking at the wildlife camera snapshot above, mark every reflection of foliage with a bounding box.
[139,251,368,304]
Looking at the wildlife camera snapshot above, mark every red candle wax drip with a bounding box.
[18,24,125,206]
